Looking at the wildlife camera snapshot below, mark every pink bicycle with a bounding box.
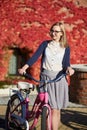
[5,72,66,130]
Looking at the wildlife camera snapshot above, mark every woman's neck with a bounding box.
[52,40,60,43]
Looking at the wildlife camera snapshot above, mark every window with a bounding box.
[8,48,26,75]
[8,53,17,75]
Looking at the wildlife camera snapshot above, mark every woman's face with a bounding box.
[50,25,63,42]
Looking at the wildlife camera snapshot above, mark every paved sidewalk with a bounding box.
[0,91,87,130]
[0,104,87,130]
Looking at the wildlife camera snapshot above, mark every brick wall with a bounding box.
[69,71,87,105]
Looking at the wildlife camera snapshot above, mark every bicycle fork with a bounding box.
[45,92,52,130]
[40,92,52,130]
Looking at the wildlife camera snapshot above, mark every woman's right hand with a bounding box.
[18,68,26,75]
[18,64,29,75]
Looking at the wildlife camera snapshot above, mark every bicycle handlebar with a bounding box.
[23,72,67,84]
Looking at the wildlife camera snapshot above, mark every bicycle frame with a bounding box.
[27,92,52,130]
[26,87,52,129]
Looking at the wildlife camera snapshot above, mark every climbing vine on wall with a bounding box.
[0,0,87,80]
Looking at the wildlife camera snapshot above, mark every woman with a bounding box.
[18,21,74,130]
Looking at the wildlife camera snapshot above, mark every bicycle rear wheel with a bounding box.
[41,106,51,130]
[5,94,27,130]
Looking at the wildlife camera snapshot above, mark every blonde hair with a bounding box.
[50,21,68,48]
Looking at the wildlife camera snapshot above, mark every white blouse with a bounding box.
[42,41,65,72]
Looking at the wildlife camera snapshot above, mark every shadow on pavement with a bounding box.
[61,109,87,130]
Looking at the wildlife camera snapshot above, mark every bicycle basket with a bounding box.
[17,81,33,90]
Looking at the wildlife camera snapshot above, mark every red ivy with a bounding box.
[0,0,87,80]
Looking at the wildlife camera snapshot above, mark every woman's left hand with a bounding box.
[66,67,75,76]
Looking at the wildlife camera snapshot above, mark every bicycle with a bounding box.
[5,72,66,130]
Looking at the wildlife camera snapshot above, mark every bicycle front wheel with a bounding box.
[41,106,51,130]
[5,94,26,130]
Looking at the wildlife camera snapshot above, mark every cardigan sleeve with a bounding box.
[26,41,47,66]
[62,47,70,69]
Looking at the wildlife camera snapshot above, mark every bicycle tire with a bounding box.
[41,106,51,130]
[5,94,26,130]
